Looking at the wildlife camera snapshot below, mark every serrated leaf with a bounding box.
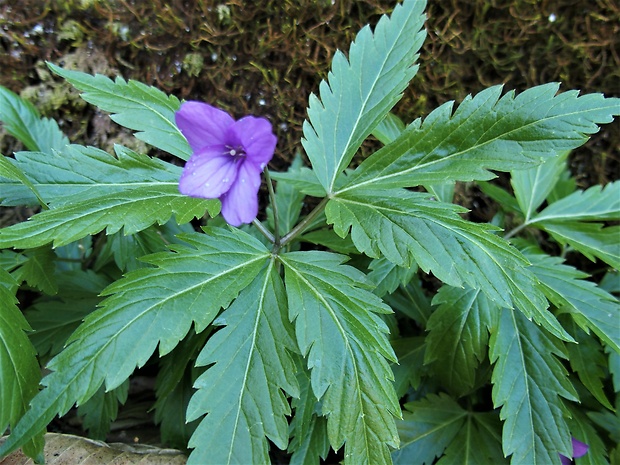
[511,151,569,221]
[288,362,330,465]
[367,257,417,298]
[326,188,570,340]
[269,167,327,198]
[566,406,609,465]
[13,246,57,295]
[0,156,47,208]
[390,337,426,397]
[342,85,620,191]
[77,380,128,440]
[425,285,497,396]
[372,112,405,145]
[384,279,432,327]
[186,261,299,465]
[0,85,69,154]
[608,346,620,393]
[437,412,507,465]
[0,145,218,248]
[0,268,44,462]
[542,222,620,269]
[0,227,270,458]
[392,393,466,465]
[94,226,174,272]
[302,0,426,193]
[563,319,613,410]
[48,63,189,159]
[280,251,399,465]
[533,181,619,223]
[489,308,577,464]
[526,252,620,354]
[24,269,109,357]
[268,154,306,235]
[478,181,522,214]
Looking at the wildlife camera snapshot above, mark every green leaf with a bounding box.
[288,362,330,465]
[533,181,619,223]
[425,285,497,396]
[280,251,399,464]
[367,257,417,298]
[489,309,577,464]
[302,0,426,193]
[390,337,426,397]
[13,246,57,295]
[608,346,620,393]
[326,188,570,340]
[392,393,466,465]
[24,269,109,357]
[384,279,432,327]
[268,154,306,235]
[0,145,218,248]
[526,252,620,353]
[478,181,522,215]
[301,229,358,255]
[437,412,507,465]
[0,156,47,208]
[0,227,270,458]
[77,380,128,440]
[566,407,609,465]
[48,63,189,159]
[269,167,327,198]
[527,182,620,268]
[542,222,620,269]
[342,85,620,191]
[564,320,613,410]
[0,268,44,462]
[186,261,299,465]
[0,85,69,154]
[372,112,405,145]
[511,151,569,221]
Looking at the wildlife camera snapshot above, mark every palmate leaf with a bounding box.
[489,308,578,465]
[0,268,44,462]
[186,262,299,464]
[0,145,217,248]
[0,156,47,208]
[280,251,399,465]
[525,251,620,353]
[77,380,128,440]
[48,63,189,159]
[326,188,571,341]
[341,84,620,191]
[0,227,270,458]
[566,407,609,465]
[302,0,426,193]
[425,285,498,396]
[392,393,466,465]
[0,85,69,154]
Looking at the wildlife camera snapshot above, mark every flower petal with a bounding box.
[219,162,262,226]
[571,438,589,458]
[179,146,239,199]
[175,101,235,151]
[228,116,277,167]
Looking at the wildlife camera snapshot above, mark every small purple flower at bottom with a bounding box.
[560,438,589,465]
[176,101,277,226]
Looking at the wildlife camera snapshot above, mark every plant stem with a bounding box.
[264,168,280,245]
[252,218,275,243]
[280,196,330,248]
[503,222,528,240]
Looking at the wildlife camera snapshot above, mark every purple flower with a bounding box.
[176,101,277,226]
[560,438,589,465]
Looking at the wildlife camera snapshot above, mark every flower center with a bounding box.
[226,145,246,159]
